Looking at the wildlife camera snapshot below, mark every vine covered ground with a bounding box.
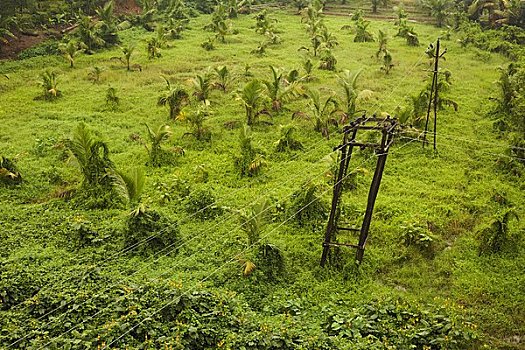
[0,2,524,349]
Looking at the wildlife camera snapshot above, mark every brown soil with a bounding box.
[0,0,141,61]
[114,0,141,15]
[0,30,55,60]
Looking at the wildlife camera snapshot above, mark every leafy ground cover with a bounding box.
[0,4,524,349]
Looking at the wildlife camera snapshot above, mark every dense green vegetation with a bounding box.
[1,0,524,348]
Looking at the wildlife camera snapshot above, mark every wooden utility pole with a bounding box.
[422,38,446,151]
[320,116,398,267]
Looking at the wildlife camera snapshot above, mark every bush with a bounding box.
[287,182,327,227]
[0,156,22,186]
[124,205,179,255]
[477,209,520,255]
[256,243,285,281]
[69,218,109,249]
[184,186,223,220]
[322,299,478,348]
[18,40,59,60]
[401,221,437,257]
[234,125,266,177]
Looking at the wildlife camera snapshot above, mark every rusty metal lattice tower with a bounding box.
[320,115,398,267]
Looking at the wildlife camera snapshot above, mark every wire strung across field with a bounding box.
[99,131,426,349]
[6,111,349,324]
[39,129,420,349]
[398,132,525,162]
[9,49,431,347]
[7,128,343,348]
[33,142,369,348]
[432,131,525,151]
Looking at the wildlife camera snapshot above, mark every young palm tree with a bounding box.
[302,59,315,81]
[158,78,190,119]
[376,30,388,59]
[251,41,269,56]
[395,17,420,46]
[406,31,420,46]
[263,65,300,112]
[120,44,135,71]
[88,66,104,84]
[354,18,375,42]
[421,0,453,27]
[76,16,105,52]
[318,48,337,71]
[59,40,84,68]
[201,37,216,51]
[381,50,394,74]
[144,123,172,166]
[39,70,61,100]
[238,199,270,245]
[254,9,276,35]
[263,65,284,111]
[0,15,16,53]
[235,125,267,177]
[205,5,232,43]
[0,156,22,185]
[293,89,339,139]
[181,106,212,142]
[337,69,368,121]
[95,0,119,45]
[67,123,114,188]
[238,80,268,125]
[146,37,162,59]
[319,27,339,48]
[371,0,381,13]
[192,73,212,103]
[112,167,146,206]
[212,65,233,92]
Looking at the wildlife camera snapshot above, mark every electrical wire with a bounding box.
[101,130,424,349]
[9,37,432,347]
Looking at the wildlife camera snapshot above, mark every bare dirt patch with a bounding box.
[0,31,52,60]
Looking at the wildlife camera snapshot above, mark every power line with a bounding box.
[9,43,432,347]
[102,129,423,349]
[398,134,525,162]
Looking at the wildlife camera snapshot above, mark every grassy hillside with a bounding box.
[1,8,524,349]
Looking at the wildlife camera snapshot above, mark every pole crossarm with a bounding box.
[320,115,399,267]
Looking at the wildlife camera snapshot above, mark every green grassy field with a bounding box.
[1,8,524,349]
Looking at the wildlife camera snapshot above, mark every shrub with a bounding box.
[275,124,303,152]
[18,40,59,59]
[201,37,216,50]
[256,243,285,281]
[478,209,520,255]
[234,125,267,177]
[287,182,327,226]
[184,186,223,220]
[322,299,478,348]
[124,205,179,255]
[0,156,22,186]
[69,217,109,249]
[105,86,119,110]
[401,222,437,257]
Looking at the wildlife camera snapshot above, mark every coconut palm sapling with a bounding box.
[158,78,190,119]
